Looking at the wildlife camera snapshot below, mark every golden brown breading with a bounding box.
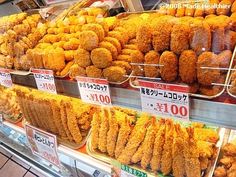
[136,22,153,53]
[114,27,129,44]
[197,52,220,86]
[176,7,185,17]
[212,27,225,54]
[91,48,112,69]
[217,0,232,15]
[112,61,132,74]
[108,31,126,47]
[98,108,109,153]
[214,166,227,177]
[128,39,137,45]
[131,142,145,164]
[171,23,190,54]
[74,49,91,67]
[79,31,99,51]
[60,61,73,76]
[64,50,74,62]
[144,50,160,78]
[189,20,211,55]
[103,66,126,82]
[82,23,105,42]
[179,50,197,84]
[86,65,102,78]
[166,7,176,16]
[124,44,138,50]
[194,5,204,17]
[185,5,195,16]
[218,50,232,73]
[104,37,121,54]
[63,38,80,50]
[69,64,86,79]
[117,55,132,62]
[121,49,136,55]
[99,41,118,60]
[224,30,236,51]
[159,51,178,82]
[131,50,145,76]
[194,128,219,144]
[205,0,219,15]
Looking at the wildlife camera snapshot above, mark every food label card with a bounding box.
[32,69,57,94]
[76,76,112,106]
[139,80,189,121]
[0,68,13,88]
[25,124,60,167]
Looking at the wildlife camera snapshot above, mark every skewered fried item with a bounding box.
[98,108,109,153]
[161,119,174,175]
[150,119,166,172]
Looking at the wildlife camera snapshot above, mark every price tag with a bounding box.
[25,124,60,167]
[32,69,57,94]
[112,160,147,177]
[139,80,189,121]
[0,68,13,88]
[76,76,112,106]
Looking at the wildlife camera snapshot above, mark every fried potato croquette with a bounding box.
[82,23,105,42]
[197,52,220,86]
[224,30,236,51]
[117,55,132,62]
[159,51,178,82]
[86,65,102,78]
[99,41,118,60]
[64,50,74,61]
[104,37,122,54]
[112,61,132,74]
[212,27,225,54]
[91,48,112,69]
[131,50,145,76]
[144,50,160,78]
[79,31,99,51]
[179,50,197,84]
[69,64,86,79]
[176,7,186,17]
[108,31,126,47]
[74,48,91,67]
[103,66,126,82]
[124,44,138,50]
[218,50,232,73]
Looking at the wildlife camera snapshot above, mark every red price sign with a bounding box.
[76,76,112,106]
[0,68,13,88]
[32,69,57,94]
[139,80,189,121]
[25,124,60,167]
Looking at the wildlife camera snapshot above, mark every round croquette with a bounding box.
[69,64,86,79]
[117,55,132,62]
[74,48,91,67]
[81,23,105,42]
[124,44,138,50]
[91,48,112,68]
[79,31,99,51]
[99,41,118,60]
[103,66,126,82]
[144,50,160,78]
[112,61,132,74]
[86,65,102,78]
[108,31,126,47]
[104,37,122,54]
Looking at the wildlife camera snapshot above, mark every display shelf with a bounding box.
[11,73,236,129]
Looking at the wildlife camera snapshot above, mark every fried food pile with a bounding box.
[229,65,236,95]
[214,139,236,177]
[0,86,22,122]
[14,85,96,144]
[91,108,219,176]
[0,13,45,70]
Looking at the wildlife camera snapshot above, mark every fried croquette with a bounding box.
[144,50,160,78]
[108,31,125,47]
[114,27,129,44]
[232,1,236,12]
[86,65,102,78]
[197,52,220,86]
[79,31,99,51]
[217,0,232,15]
[81,23,105,42]
[185,5,195,16]
[69,64,86,79]
[212,27,225,54]
[205,0,219,15]
[131,50,145,76]
[166,7,176,16]
[136,22,153,53]
[128,39,137,45]
[104,37,122,54]
[218,50,232,73]
[64,50,74,61]
[112,61,132,74]
[171,23,190,55]
[99,41,118,60]
[189,20,211,55]
[103,66,126,82]
[117,55,132,62]
[224,30,236,51]
[179,50,197,84]
[176,7,185,17]
[91,48,112,69]
[124,44,138,50]
[74,48,91,67]
[121,49,136,55]
[159,51,178,82]
[194,5,204,17]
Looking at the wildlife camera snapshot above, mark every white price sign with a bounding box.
[25,124,60,167]
[76,76,112,106]
[139,80,189,121]
[32,69,57,94]
[0,68,13,88]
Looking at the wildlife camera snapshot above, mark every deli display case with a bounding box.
[1,0,236,177]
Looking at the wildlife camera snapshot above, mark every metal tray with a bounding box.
[87,126,225,177]
[226,48,236,98]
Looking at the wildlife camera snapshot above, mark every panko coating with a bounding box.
[108,31,125,47]
[131,50,145,76]
[159,51,178,82]
[194,5,204,17]
[232,1,236,12]
[171,23,190,55]
[189,20,211,55]
[124,44,138,50]
[230,79,236,95]
[64,50,75,61]
[166,7,176,16]
[216,0,232,15]
[199,76,224,96]
[136,22,153,53]
[217,50,232,73]
[205,0,219,15]
[63,38,80,50]
[176,7,185,17]
[224,30,236,51]
[230,13,236,31]
[117,55,132,62]
[121,49,136,55]
[185,5,195,16]
[99,41,118,60]
[114,27,129,44]
[128,39,137,44]
[179,50,197,84]
[144,50,160,78]
[86,65,102,78]
[79,31,99,51]
[103,66,126,82]
[91,48,112,69]
[188,82,199,93]
[81,23,105,42]
[74,49,91,67]
[103,17,118,30]
[112,61,132,74]
[104,37,121,54]
[69,64,86,79]
[197,52,220,86]
[212,27,225,54]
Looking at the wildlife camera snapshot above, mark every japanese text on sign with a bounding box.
[0,68,13,88]
[139,80,189,121]
[32,69,57,94]
[25,124,60,167]
[76,76,112,106]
